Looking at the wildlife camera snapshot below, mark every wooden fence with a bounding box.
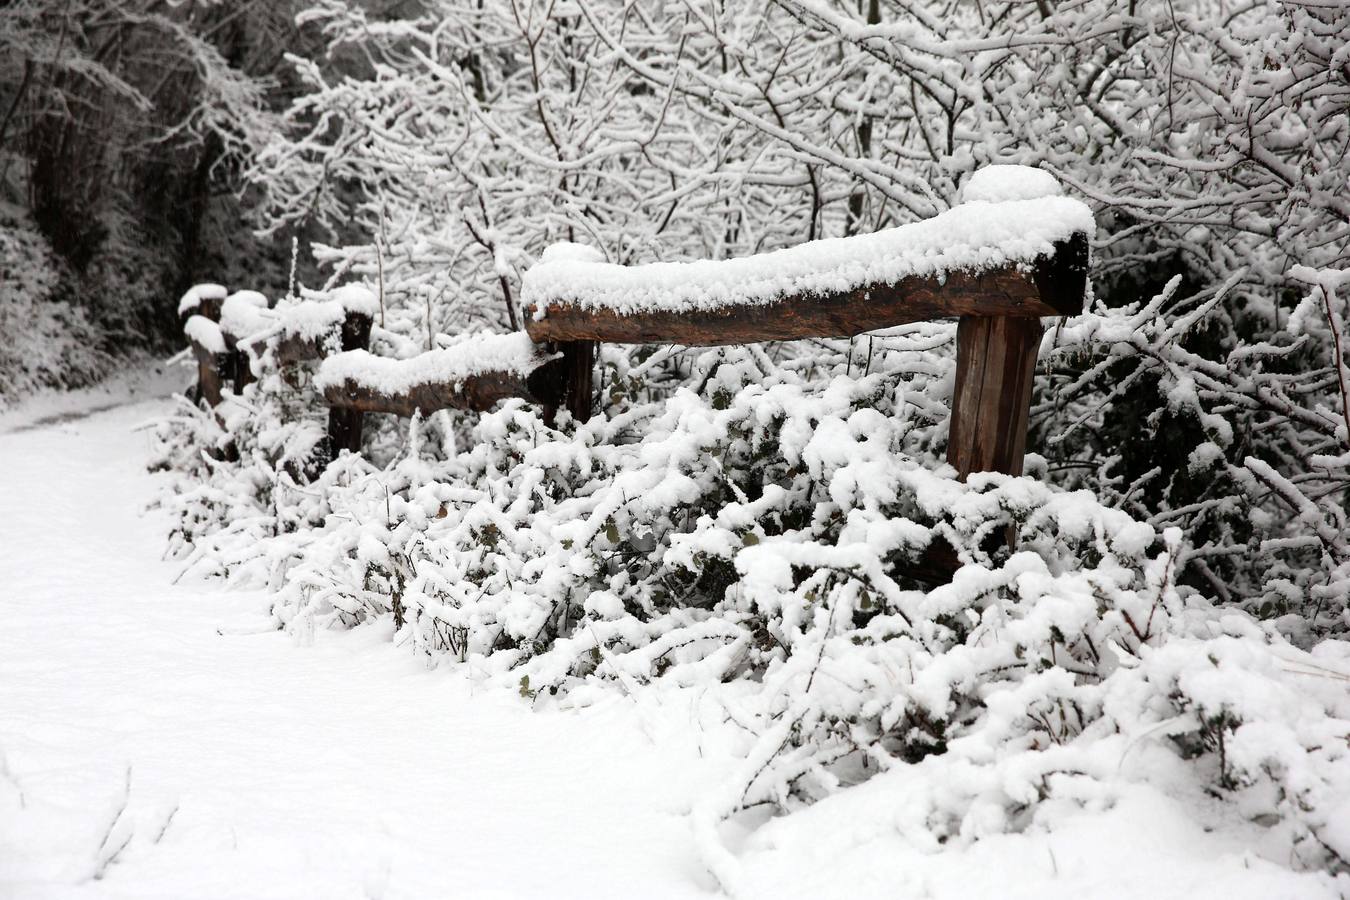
[519,232,1087,481]
[182,191,1090,577]
[181,286,376,459]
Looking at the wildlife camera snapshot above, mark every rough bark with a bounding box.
[947,316,1045,480]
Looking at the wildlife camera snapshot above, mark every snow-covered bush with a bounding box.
[1038,273,1350,638]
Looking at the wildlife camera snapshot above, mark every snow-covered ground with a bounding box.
[0,380,1342,899]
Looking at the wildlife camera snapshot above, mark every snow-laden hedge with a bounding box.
[152,303,1350,880]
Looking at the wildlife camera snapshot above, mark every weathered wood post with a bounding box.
[179,288,224,330]
[190,339,225,408]
[934,233,1088,564]
[325,311,373,459]
[229,344,255,394]
[947,233,1089,482]
[946,316,1044,480]
[530,340,596,425]
[561,340,596,423]
[180,285,229,408]
[219,292,271,397]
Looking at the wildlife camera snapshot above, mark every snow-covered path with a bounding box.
[1,385,1343,900]
[0,392,716,899]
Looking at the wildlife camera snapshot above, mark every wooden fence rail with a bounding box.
[187,240,1088,483]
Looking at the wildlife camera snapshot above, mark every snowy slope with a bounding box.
[0,385,1342,900]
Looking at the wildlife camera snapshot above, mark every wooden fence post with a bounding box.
[535,340,596,426]
[186,294,225,408]
[192,342,225,408]
[183,294,223,328]
[946,316,1044,481]
[324,312,373,460]
[902,315,1044,579]
[561,340,596,423]
[229,348,254,394]
[944,231,1087,481]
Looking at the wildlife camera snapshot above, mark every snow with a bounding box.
[266,299,353,344]
[521,175,1093,317]
[1188,441,1224,474]
[182,315,225,355]
[0,366,182,435]
[218,291,271,341]
[314,333,554,395]
[733,776,1337,900]
[538,242,605,265]
[176,284,227,317]
[324,284,381,317]
[227,289,270,309]
[1289,264,1350,294]
[1,381,1344,900]
[961,165,1064,203]
[187,285,376,350]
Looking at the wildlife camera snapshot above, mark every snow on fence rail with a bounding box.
[183,166,1092,528]
[314,334,565,417]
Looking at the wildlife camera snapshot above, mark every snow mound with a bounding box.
[961,165,1064,203]
[240,284,381,346]
[220,291,272,340]
[315,333,553,395]
[274,302,349,343]
[327,284,381,317]
[539,242,606,265]
[183,315,226,355]
[522,189,1092,316]
[177,283,228,317]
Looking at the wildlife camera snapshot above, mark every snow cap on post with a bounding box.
[219,291,272,343]
[184,315,226,355]
[328,284,381,318]
[178,283,228,317]
[960,165,1063,204]
[225,289,269,310]
[539,242,606,266]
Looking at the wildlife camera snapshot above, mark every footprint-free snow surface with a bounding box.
[0,379,1341,900]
